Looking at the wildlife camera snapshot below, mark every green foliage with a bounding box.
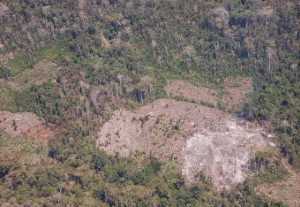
[0,0,298,205]
[0,42,70,78]
[0,134,286,206]
[0,83,16,111]
[251,152,289,184]
[13,83,70,124]
[92,151,107,172]
[2,54,33,77]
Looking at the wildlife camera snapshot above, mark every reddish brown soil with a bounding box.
[0,111,54,143]
[23,124,55,144]
[165,80,218,106]
[165,78,253,111]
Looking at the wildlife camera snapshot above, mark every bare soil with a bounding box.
[97,99,270,190]
[23,124,55,144]
[165,78,253,111]
[0,111,53,143]
[165,80,218,107]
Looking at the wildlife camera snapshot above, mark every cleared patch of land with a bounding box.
[0,111,53,143]
[183,120,268,190]
[97,99,270,190]
[165,80,218,107]
[165,78,253,111]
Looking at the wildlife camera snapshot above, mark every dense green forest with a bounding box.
[0,0,299,206]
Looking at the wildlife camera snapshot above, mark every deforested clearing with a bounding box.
[165,80,218,107]
[97,98,272,190]
[183,119,268,190]
[0,111,54,143]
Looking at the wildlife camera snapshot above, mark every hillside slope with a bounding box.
[0,0,299,206]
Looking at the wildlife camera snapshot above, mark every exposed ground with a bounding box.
[97,79,267,190]
[165,80,218,107]
[183,120,268,190]
[97,98,270,190]
[0,60,57,143]
[0,76,283,192]
[256,163,300,207]
[165,78,253,110]
[0,111,53,143]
